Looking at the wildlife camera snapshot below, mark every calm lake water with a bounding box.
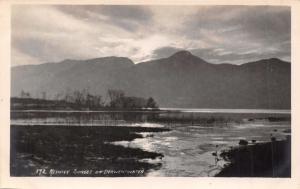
[11,109,291,176]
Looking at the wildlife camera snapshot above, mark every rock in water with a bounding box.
[239,139,248,146]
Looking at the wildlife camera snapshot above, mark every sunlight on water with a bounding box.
[11,110,291,176]
[109,120,290,176]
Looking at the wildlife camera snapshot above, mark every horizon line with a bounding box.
[11,50,291,68]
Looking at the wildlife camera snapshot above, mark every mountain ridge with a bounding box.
[12,51,290,68]
[11,51,291,109]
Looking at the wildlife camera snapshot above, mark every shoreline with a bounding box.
[215,136,291,177]
[11,108,291,114]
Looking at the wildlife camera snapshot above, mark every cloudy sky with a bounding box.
[11,5,291,66]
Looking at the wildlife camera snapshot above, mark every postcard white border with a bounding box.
[0,1,299,189]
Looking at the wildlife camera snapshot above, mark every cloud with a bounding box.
[54,5,153,32]
[12,5,137,65]
[11,5,291,66]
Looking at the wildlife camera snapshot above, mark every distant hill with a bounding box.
[11,51,291,109]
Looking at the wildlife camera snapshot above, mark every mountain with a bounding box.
[11,51,291,109]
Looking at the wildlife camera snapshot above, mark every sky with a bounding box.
[11,5,291,66]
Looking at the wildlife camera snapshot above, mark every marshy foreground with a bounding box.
[11,125,169,176]
[10,110,291,177]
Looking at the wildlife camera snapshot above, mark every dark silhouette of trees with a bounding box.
[107,89,159,109]
[146,97,158,109]
[65,89,104,109]
[73,90,85,107]
[14,88,159,110]
[107,89,125,108]
[86,93,104,109]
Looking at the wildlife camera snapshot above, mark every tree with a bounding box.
[146,97,158,109]
[107,89,125,102]
[86,93,104,109]
[122,96,147,109]
[20,90,26,98]
[20,90,31,98]
[73,90,85,107]
[42,91,47,100]
[107,89,125,108]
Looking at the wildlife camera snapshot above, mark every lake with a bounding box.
[10,109,291,176]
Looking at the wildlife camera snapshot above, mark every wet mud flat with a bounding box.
[216,135,291,177]
[10,125,170,177]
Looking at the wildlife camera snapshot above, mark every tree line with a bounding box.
[16,89,158,110]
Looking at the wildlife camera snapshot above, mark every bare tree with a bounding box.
[20,90,31,98]
[73,90,85,107]
[42,91,47,100]
[107,89,125,108]
[107,89,125,102]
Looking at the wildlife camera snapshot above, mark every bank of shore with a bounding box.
[216,135,291,177]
